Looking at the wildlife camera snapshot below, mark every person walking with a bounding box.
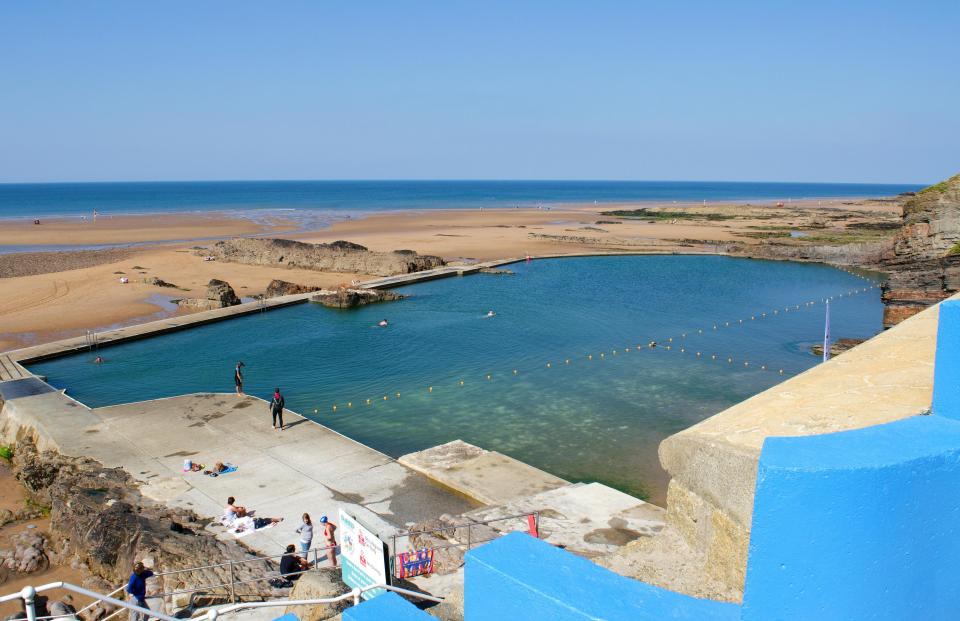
[320,515,338,568]
[296,513,313,555]
[270,388,285,431]
[125,561,154,621]
[234,361,245,396]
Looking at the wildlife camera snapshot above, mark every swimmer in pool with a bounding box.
[486,310,496,318]
[378,319,388,327]
[95,356,103,364]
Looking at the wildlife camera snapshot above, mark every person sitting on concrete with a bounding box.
[224,496,247,521]
[279,544,310,580]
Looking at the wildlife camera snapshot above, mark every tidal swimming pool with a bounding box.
[29,256,884,503]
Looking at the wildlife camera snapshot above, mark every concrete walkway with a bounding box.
[1,391,476,556]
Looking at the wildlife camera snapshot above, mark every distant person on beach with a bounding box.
[320,515,338,567]
[270,388,285,430]
[296,513,314,554]
[279,544,309,579]
[234,361,244,395]
[125,561,154,621]
[378,319,388,327]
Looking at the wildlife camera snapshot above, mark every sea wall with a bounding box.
[652,292,947,596]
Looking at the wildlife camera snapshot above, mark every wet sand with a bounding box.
[0,212,290,246]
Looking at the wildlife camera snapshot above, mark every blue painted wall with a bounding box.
[465,533,739,621]
[933,300,960,419]
[342,591,432,621]
[742,415,960,620]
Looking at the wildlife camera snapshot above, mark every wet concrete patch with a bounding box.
[583,527,646,546]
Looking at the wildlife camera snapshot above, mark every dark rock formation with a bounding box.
[310,287,404,309]
[203,238,445,277]
[878,173,960,326]
[265,279,322,298]
[8,439,279,601]
[178,279,241,311]
[810,338,867,358]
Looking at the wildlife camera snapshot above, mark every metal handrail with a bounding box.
[1,581,441,621]
[391,510,538,539]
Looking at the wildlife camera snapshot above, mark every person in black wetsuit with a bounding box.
[270,388,285,431]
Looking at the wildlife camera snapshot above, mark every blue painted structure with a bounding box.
[465,533,740,620]
[743,415,960,620]
[932,300,960,419]
[342,591,433,621]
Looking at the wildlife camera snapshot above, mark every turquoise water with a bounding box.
[29,256,884,502]
[0,180,921,219]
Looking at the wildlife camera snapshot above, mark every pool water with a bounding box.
[29,256,884,503]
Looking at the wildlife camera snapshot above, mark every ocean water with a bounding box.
[29,256,884,503]
[0,180,922,221]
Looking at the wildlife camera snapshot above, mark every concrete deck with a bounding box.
[0,391,477,555]
[398,440,568,506]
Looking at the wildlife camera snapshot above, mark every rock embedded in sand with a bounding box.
[202,238,445,276]
[264,279,322,298]
[177,278,241,311]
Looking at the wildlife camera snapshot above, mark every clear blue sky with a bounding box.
[1,1,956,184]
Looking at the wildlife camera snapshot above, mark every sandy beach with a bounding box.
[0,212,289,246]
[0,198,903,352]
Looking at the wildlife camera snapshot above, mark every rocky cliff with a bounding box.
[879,174,960,326]
[204,239,445,277]
[5,438,281,612]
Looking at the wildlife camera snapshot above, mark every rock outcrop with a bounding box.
[810,337,866,357]
[878,173,960,326]
[265,279,322,298]
[7,438,281,604]
[177,279,242,311]
[203,238,445,277]
[283,571,351,621]
[310,287,404,309]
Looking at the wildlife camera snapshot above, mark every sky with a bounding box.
[0,1,957,184]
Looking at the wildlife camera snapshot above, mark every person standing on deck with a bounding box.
[126,561,154,621]
[270,387,285,431]
[234,361,245,395]
[320,515,338,567]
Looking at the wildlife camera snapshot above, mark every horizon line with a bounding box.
[0,178,930,187]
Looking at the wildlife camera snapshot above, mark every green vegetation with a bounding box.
[739,231,792,239]
[948,242,960,256]
[918,174,960,196]
[599,208,734,221]
[24,497,51,517]
[0,445,12,461]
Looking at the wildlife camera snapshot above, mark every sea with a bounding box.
[0,180,923,224]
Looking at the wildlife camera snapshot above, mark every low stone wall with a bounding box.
[654,292,948,595]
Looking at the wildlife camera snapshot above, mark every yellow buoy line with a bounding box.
[314,281,882,415]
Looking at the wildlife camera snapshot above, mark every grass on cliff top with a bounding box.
[0,445,12,462]
[918,174,960,196]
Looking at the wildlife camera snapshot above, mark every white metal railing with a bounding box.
[0,581,441,621]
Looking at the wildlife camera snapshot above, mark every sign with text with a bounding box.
[338,509,389,600]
